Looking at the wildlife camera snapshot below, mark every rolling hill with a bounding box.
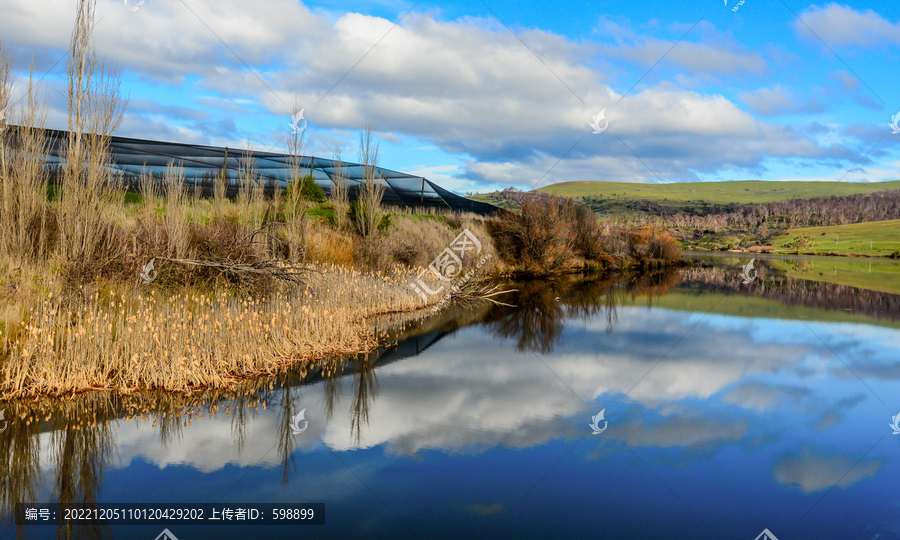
[534,179,900,206]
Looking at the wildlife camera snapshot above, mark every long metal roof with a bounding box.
[38,128,498,214]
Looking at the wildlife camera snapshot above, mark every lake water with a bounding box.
[2,255,900,540]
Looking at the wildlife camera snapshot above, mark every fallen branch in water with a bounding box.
[439,282,517,310]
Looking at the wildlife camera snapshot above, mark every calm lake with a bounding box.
[2,254,899,540]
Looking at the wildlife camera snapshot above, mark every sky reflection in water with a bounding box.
[5,260,900,540]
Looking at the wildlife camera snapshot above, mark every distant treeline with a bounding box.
[626,189,900,231]
[495,187,900,232]
[682,266,900,322]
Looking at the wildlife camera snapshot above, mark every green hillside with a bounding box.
[772,220,900,258]
[535,180,900,206]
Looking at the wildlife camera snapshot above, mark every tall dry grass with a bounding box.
[283,100,308,261]
[138,168,160,210]
[236,149,265,229]
[57,0,127,277]
[163,164,190,259]
[0,57,53,263]
[328,146,349,230]
[355,124,385,238]
[213,161,228,224]
[0,265,448,398]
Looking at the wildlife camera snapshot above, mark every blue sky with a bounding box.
[1,0,899,193]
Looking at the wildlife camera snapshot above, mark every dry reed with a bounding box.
[355,124,385,238]
[0,264,450,398]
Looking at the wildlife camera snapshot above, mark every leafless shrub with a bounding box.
[488,195,677,274]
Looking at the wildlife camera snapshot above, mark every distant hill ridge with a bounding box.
[535,179,900,206]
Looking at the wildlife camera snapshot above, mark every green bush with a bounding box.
[283,175,325,203]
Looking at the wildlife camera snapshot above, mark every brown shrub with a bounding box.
[623,226,682,265]
[488,198,585,274]
[488,196,681,274]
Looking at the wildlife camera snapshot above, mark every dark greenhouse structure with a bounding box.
[39,129,498,214]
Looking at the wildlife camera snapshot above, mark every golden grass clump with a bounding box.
[305,223,355,267]
[0,264,450,398]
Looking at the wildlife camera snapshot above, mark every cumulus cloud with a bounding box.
[0,0,871,187]
[795,3,900,49]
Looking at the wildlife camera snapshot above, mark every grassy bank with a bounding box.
[0,185,685,398]
[771,220,900,258]
[2,267,430,397]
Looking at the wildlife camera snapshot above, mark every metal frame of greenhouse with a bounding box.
[37,128,499,214]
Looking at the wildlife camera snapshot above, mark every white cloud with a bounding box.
[795,3,900,49]
[773,447,883,492]
[0,1,865,186]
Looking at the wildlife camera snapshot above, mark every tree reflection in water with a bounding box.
[349,353,379,448]
[486,269,681,353]
[52,403,115,540]
[0,383,278,539]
